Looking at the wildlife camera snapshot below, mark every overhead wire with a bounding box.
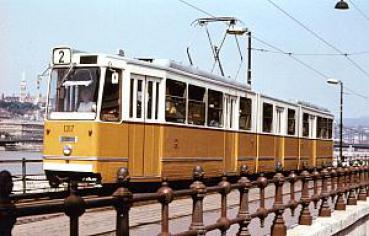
[251,35,330,79]
[349,0,369,22]
[177,0,215,17]
[251,47,369,56]
[252,35,369,102]
[266,0,369,79]
[176,0,369,102]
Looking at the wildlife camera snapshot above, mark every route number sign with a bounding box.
[53,47,71,65]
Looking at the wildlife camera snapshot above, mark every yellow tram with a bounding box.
[43,46,334,186]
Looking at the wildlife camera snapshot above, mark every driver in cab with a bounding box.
[78,89,96,112]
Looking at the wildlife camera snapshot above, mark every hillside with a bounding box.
[0,101,38,115]
[344,117,369,127]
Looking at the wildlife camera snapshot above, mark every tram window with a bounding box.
[228,96,237,129]
[287,109,296,135]
[47,68,100,119]
[137,80,143,118]
[188,85,206,125]
[207,90,223,127]
[302,113,310,137]
[321,118,328,139]
[239,97,252,130]
[101,69,121,121]
[262,103,273,133]
[147,81,153,119]
[165,79,186,123]
[317,117,327,139]
[327,119,333,139]
[146,80,160,120]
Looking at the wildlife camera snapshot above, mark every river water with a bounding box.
[0,151,43,175]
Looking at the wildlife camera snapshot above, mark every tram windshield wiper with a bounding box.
[60,63,76,84]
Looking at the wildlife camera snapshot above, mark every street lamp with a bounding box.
[335,0,349,10]
[327,78,344,164]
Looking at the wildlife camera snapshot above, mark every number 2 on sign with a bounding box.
[59,51,65,64]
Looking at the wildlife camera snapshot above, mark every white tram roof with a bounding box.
[129,58,249,90]
[57,47,250,91]
[52,46,333,116]
[124,56,332,116]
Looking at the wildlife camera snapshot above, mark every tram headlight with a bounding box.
[63,144,72,156]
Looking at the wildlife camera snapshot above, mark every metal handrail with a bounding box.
[1,161,369,235]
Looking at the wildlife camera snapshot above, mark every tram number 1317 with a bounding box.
[53,47,71,65]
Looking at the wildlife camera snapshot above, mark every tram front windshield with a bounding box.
[47,67,100,119]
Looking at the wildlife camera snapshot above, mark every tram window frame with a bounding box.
[100,69,122,122]
[187,84,206,126]
[239,97,252,130]
[136,79,143,119]
[262,103,273,133]
[317,117,322,138]
[129,78,134,118]
[165,79,186,123]
[147,81,154,119]
[302,113,310,137]
[276,106,284,135]
[224,95,237,129]
[207,89,223,128]
[145,79,160,121]
[128,75,145,120]
[287,109,296,135]
[47,67,100,119]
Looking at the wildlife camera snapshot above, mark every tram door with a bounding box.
[143,78,161,177]
[128,75,161,177]
[224,95,237,173]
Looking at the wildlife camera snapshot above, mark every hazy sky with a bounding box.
[1,0,369,119]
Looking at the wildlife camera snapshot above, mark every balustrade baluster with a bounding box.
[237,165,252,236]
[358,163,367,201]
[256,173,268,228]
[365,162,369,197]
[311,168,320,209]
[335,164,346,210]
[288,171,298,217]
[217,174,231,236]
[271,162,286,236]
[113,167,133,236]
[347,164,357,205]
[319,164,331,217]
[330,165,337,207]
[64,181,86,236]
[189,166,207,236]
[299,168,312,225]
[0,171,16,236]
[343,166,350,202]
[157,178,174,236]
